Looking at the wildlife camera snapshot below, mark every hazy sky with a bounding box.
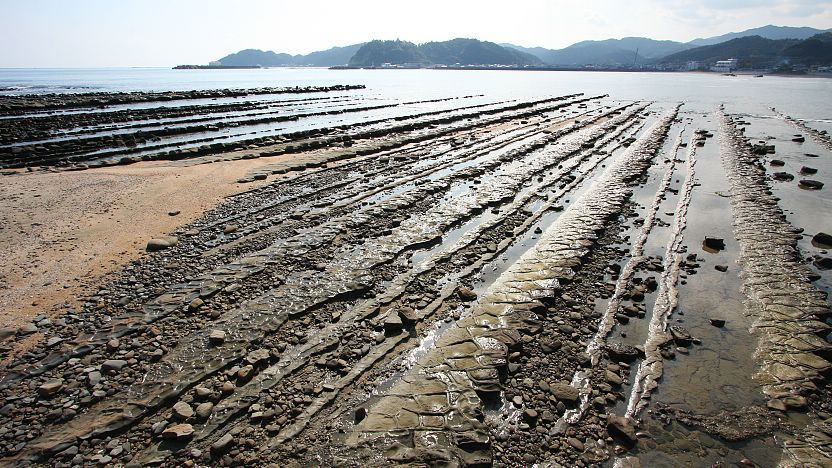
[1,0,830,67]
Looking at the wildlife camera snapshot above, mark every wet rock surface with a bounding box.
[0,93,830,467]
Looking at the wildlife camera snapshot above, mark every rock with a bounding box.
[172,401,194,420]
[38,378,64,397]
[767,398,787,412]
[457,287,477,302]
[223,224,238,234]
[703,236,725,251]
[211,433,234,453]
[397,306,418,323]
[146,236,178,252]
[188,298,204,312]
[605,370,623,386]
[769,160,785,166]
[799,179,824,190]
[816,257,832,270]
[195,386,212,399]
[792,136,805,142]
[18,323,38,335]
[523,409,538,423]
[715,265,728,272]
[813,232,832,249]
[606,342,640,362]
[88,370,102,386]
[162,423,194,440]
[383,311,403,332]
[567,437,585,451]
[669,325,693,346]
[245,348,271,366]
[101,359,128,372]
[709,318,726,328]
[800,166,817,175]
[772,172,794,181]
[607,414,638,446]
[548,383,579,403]
[209,329,226,344]
[783,395,808,410]
[195,402,214,420]
[168,210,181,216]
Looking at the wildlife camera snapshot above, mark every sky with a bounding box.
[1,0,830,67]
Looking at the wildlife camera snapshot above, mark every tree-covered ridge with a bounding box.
[655,34,832,68]
[348,38,542,67]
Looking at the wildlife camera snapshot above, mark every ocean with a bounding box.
[1,67,831,125]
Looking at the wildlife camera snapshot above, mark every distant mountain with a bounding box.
[348,40,427,66]
[348,38,542,67]
[297,44,365,66]
[655,35,832,68]
[203,25,832,70]
[215,43,364,67]
[503,37,694,67]
[689,25,830,47]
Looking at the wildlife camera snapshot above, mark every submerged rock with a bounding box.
[607,414,638,446]
[709,318,726,328]
[606,342,641,362]
[800,166,817,175]
[772,172,794,181]
[799,179,824,190]
[703,236,725,251]
[669,325,692,346]
[812,232,832,249]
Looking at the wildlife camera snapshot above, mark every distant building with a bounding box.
[685,61,701,71]
[712,58,738,72]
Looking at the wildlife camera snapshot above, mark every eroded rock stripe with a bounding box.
[719,110,832,466]
[345,107,678,465]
